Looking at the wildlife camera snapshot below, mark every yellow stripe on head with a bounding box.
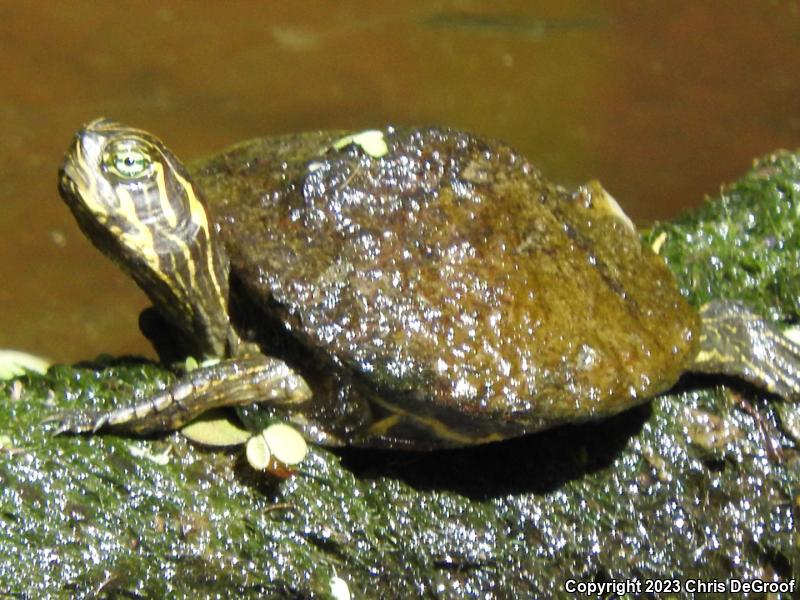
[58,119,235,358]
[172,166,226,305]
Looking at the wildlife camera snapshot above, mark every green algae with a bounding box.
[646,150,800,323]
[2,152,800,598]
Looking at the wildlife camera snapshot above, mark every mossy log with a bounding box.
[1,151,799,598]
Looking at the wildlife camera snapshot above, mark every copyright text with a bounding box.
[564,577,796,596]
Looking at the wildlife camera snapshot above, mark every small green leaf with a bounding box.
[332,130,388,158]
[263,423,308,466]
[329,576,352,600]
[0,350,50,380]
[245,433,271,470]
[180,410,251,446]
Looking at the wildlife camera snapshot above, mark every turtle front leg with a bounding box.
[46,356,312,435]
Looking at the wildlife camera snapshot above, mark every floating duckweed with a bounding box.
[183,356,222,372]
[332,130,389,158]
[245,432,271,471]
[650,231,668,254]
[262,423,308,466]
[245,423,308,472]
[0,350,50,379]
[329,576,352,600]
[180,410,252,446]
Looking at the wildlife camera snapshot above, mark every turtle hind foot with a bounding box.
[695,299,800,399]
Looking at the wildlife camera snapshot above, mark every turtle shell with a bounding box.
[190,127,699,441]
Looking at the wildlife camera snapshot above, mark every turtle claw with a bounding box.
[42,410,109,435]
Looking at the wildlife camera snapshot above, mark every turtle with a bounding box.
[52,118,800,450]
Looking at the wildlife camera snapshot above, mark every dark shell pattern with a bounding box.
[190,127,698,440]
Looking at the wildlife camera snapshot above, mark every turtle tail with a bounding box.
[691,299,800,399]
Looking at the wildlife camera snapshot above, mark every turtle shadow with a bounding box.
[335,403,651,500]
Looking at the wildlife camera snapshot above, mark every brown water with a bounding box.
[1,2,798,363]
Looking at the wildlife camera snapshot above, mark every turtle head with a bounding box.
[59,119,233,358]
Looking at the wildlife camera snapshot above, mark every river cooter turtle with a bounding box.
[52,119,800,449]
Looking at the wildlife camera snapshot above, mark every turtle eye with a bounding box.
[103,142,154,179]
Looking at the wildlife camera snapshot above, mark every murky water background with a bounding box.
[1,2,798,363]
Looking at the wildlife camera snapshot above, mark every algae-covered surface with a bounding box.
[2,152,800,598]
